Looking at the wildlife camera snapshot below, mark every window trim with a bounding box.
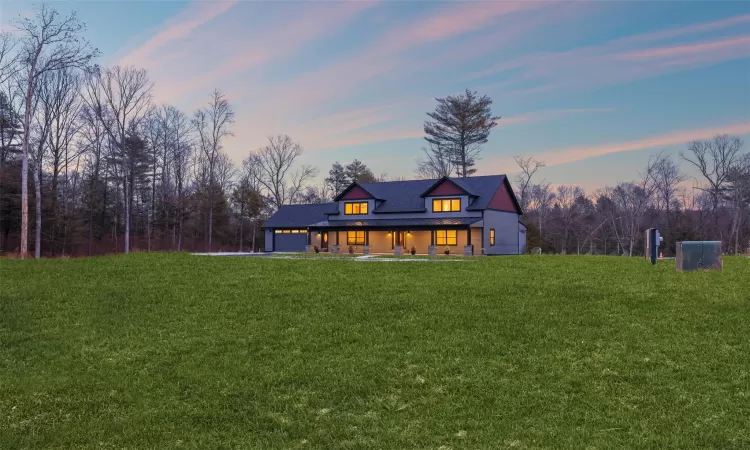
[490,228,495,246]
[344,201,369,215]
[347,230,365,245]
[432,198,461,212]
[435,229,458,246]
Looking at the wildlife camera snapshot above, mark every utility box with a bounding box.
[676,241,722,271]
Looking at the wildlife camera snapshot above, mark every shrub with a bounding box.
[410,246,416,256]
[313,245,319,253]
[444,246,450,255]
[349,245,354,254]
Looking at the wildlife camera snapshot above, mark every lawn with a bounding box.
[1,254,749,449]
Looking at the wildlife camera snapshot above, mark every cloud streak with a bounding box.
[468,12,750,97]
[490,122,750,169]
[118,0,238,70]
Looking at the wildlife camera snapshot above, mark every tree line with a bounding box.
[0,5,747,257]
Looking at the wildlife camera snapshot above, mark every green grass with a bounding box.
[1,254,749,449]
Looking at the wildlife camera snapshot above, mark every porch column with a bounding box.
[428,230,437,256]
[467,228,472,246]
[305,230,313,253]
[363,230,370,255]
[464,227,473,256]
[336,231,339,245]
[430,230,435,246]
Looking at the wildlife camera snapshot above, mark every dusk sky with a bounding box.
[2,0,749,189]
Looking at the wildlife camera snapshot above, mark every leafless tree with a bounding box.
[193,89,234,252]
[680,134,744,240]
[415,142,455,179]
[250,134,317,209]
[82,65,153,253]
[513,155,545,211]
[0,32,18,85]
[651,152,686,242]
[42,68,82,254]
[78,102,108,255]
[14,4,98,257]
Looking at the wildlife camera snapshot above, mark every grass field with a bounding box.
[2,254,749,449]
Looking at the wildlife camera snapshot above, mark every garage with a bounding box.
[273,230,308,252]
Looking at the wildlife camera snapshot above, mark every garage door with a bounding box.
[274,234,308,252]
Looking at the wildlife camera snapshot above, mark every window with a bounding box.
[274,229,305,234]
[344,202,368,215]
[436,230,457,246]
[490,229,495,246]
[432,198,461,212]
[347,231,365,245]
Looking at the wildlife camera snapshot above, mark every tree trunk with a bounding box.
[20,78,34,259]
[239,215,243,252]
[124,176,130,253]
[34,154,42,259]
[251,221,257,253]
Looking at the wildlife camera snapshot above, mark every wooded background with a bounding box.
[1,6,748,258]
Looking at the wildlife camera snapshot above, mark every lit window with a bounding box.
[344,202,368,215]
[347,231,365,245]
[274,230,282,234]
[490,229,495,246]
[432,198,461,212]
[436,230,457,246]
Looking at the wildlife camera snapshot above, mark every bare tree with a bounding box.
[651,152,686,244]
[0,32,18,86]
[415,142,456,179]
[513,155,545,211]
[250,134,317,209]
[680,134,744,240]
[82,65,153,253]
[14,4,98,257]
[193,90,234,252]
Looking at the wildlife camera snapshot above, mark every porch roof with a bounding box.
[309,217,482,229]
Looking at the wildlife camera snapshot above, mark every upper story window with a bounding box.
[490,229,495,246]
[344,202,368,215]
[432,198,461,212]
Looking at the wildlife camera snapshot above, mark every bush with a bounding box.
[349,245,354,254]
[313,245,319,253]
[410,246,416,256]
[444,246,450,256]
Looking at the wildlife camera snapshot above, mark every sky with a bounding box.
[1,0,749,190]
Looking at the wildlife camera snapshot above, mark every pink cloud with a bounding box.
[524,122,750,167]
[467,12,750,95]
[118,0,238,69]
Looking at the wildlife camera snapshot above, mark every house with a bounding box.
[262,174,526,255]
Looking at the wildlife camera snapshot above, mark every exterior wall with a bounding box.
[483,210,521,255]
[332,195,482,220]
[264,230,273,252]
[424,179,467,196]
[487,179,519,213]
[419,194,482,219]
[339,185,374,200]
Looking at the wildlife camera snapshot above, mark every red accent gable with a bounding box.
[425,179,467,196]
[339,185,374,200]
[488,181,518,213]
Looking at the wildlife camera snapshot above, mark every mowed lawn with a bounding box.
[1,254,749,449]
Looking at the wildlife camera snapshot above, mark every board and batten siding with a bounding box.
[483,210,521,255]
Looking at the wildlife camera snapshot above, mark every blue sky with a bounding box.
[2,0,749,190]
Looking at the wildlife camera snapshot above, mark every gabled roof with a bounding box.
[332,182,379,201]
[419,176,472,198]
[263,174,521,229]
[262,202,338,228]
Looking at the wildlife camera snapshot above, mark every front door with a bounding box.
[321,232,329,251]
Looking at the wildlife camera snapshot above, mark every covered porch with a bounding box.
[306,218,484,256]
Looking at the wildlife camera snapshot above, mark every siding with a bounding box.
[483,210,521,255]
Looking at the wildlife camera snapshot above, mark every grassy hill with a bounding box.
[1,254,748,449]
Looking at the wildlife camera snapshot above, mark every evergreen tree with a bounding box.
[325,161,349,196]
[345,159,376,183]
[424,89,500,177]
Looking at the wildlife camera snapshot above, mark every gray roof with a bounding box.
[354,175,509,213]
[261,202,337,228]
[314,217,482,228]
[263,175,521,229]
